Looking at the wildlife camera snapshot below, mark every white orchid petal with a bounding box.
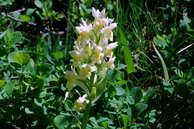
[107,42,118,49]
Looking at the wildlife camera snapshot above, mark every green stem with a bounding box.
[81,102,92,129]
[152,42,169,82]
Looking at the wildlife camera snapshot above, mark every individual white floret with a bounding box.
[107,56,116,69]
[75,19,93,34]
[92,8,106,19]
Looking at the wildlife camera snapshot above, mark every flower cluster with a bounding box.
[65,8,117,108]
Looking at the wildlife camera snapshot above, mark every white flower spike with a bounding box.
[65,8,118,108]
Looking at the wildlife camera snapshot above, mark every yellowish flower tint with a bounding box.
[65,7,118,94]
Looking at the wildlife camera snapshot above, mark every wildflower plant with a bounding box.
[65,8,117,128]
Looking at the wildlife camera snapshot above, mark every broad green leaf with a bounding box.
[124,47,136,74]
[54,115,67,129]
[8,52,30,65]
[34,0,43,8]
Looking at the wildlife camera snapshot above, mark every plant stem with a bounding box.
[81,102,92,129]
[152,42,169,82]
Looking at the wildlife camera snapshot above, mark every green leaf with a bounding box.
[153,35,169,49]
[180,15,191,29]
[56,13,65,20]
[52,51,64,59]
[4,29,24,45]
[113,80,128,85]
[37,63,52,76]
[3,82,14,96]
[25,107,34,114]
[101,121,109,128]
[135,103,148,115]
[118,27,136,74]
[116,87,125,96]
[121,114,129,128]
[127,107,132,121]
[0,46,7,57]
[127,95,135,105]
[26,8,36,15]
[34,98,43,107]
[131,87,142,103]
[0,0,14,6]
[124,47,136,74]
[164,87,174,94]
[89,117,98,126]
[34,0,43,8]
[20,15,31,22]
[0,32,5,39]
[24,59,36,75]
[107,3,113,10]
[143,87,156,102]
[0,80,5,87]
[118,27,128,46]
[54,115,67,129]
[8,52,30,65]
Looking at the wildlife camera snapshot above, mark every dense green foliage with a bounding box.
[0,0,194,129]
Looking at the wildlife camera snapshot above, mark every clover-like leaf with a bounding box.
[8,52,30,65]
